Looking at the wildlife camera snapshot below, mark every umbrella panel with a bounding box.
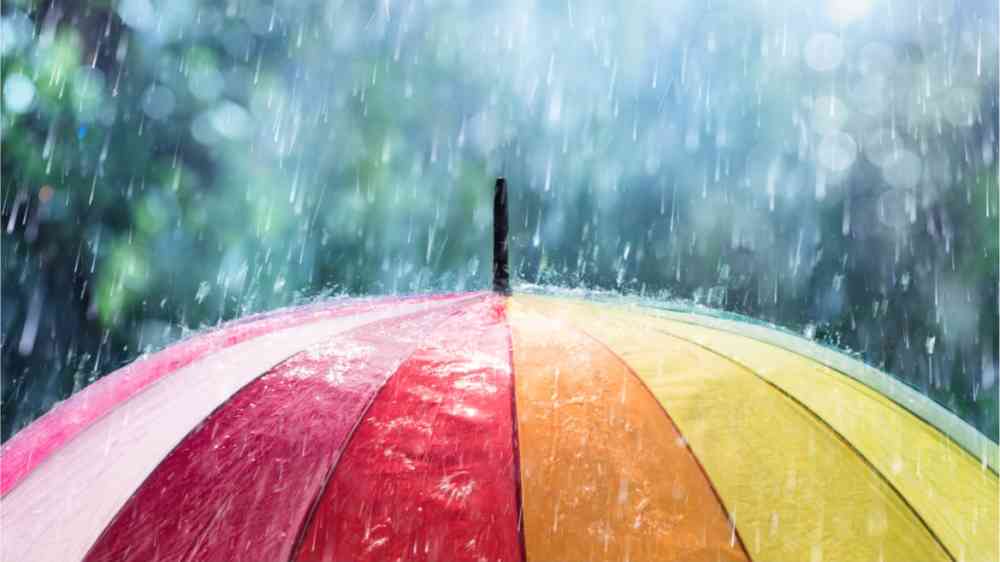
[82,301,470,562]
[294,297,522,562]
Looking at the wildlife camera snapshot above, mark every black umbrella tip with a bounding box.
[492,177,511,295]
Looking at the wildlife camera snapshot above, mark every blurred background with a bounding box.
[2,0,997,441]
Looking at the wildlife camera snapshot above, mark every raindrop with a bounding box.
[881,149,922,189]
[877,188,916,228]
[804,323,817,340]
[189,67,225,102]
[195,282,211,304]
[17,289,43,356]
[141,84,176,120]
[548,89,562,124]
[859,42,896,75]
[117,0,156,30]
[940,87,977,128]
[211,101,253,140]
[817,131,857,172]
[812,95,849,132]
[803,33,844,72]
[861,128,900,168]
[0,12,34,55]
[826,0,873,25]
[3,73,35,114]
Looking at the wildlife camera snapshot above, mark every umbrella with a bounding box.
[1,180,996,562]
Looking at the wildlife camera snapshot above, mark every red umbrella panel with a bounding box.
[1,292,996,562]
[2,294,490,562]
[0,293,457,497]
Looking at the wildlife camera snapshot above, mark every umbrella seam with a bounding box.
[502,297,529,562]
[641,324,959,562]
[286,294,486,562]
[78,294,480,562]
[513,298,754,562]
[520,289,997,472]
[78,324,364,562]
[0,294,456,498]
[626,300,999,475]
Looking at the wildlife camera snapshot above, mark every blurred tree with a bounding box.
[2,0,997,441]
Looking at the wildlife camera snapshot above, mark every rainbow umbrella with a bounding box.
[1,180,996,562]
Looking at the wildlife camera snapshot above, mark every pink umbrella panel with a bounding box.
[2,293,523,562]
[1,291,996,562]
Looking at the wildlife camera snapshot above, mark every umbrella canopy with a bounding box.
[1,291,996,562]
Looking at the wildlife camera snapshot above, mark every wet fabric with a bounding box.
[640,313,999,561]
[516,295,953,562]
[641,303,1000,472]
[294,296,522,562]
[2,297,469,562]
[2,292,995,562]
[507,300,748,562]
[81,302,469,562]
[0,294,446,497]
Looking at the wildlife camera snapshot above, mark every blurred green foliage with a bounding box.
[2,0,997,441]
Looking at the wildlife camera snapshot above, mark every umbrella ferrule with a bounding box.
[492,177,511,295]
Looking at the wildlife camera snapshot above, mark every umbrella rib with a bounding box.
[0,296,422,499]
[501,300,529,562]
[79,327,374,562]
[285,295,484,561]
[77,295,483,562]
[631,304,998,475]
[516,302,753,562]
[640,325,958,562]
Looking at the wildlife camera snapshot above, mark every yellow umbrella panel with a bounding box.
[508,295,998,562]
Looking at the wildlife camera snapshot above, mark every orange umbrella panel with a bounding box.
[0,292,995,562]
[508,302,749,562]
